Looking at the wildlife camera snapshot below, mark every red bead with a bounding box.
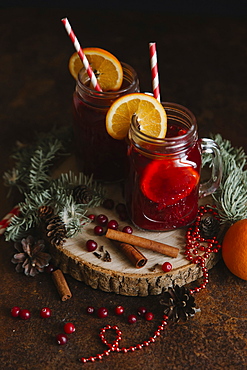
[143,341,150,347]
[128,314,137,324]
[86,306,95,314]
[115,305,124,315]
[121,348,128,353]
[145,312,154,321]
[97,307,109,318]
[162,262,172,272]
[80,358,87,363]
[56,333,68,345]
[149,337,155,343]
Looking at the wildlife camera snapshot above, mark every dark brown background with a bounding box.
[0,3,247,370]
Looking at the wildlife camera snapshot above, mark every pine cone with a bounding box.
[160,284,196,323]
[38,205,54,220]
[46,215,66,247]
[11,235,51,277]
[73,185,94,204]
[199,216,220,239]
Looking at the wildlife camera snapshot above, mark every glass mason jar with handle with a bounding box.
[125,102,222,231]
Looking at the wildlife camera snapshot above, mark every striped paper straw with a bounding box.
[149,42,161,102]
[61,18,102,92]
[0,205,20,235]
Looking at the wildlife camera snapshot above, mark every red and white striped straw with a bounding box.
[0,205,20,236]
[149,42,161,102]
[61,18,102,92]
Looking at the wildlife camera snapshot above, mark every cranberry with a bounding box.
[103,199,114,210]
[122,226,133,234]
[94,225,104,236]
[162,262,173,272]
[64,322,76,334]
[107,220,119,230]
[128,314,137,324]
[19,309,31,320]
[97,307,108,318]
[45,264,55,273]
[86,306,95,315]
[40,307,52,318]
[86,239,97,252]
[96,214,108,226]
[116,203,126,213]
[56,333,68,345]
[11,306,20,318]
[145,312,154,321]
[137,306,147,316]
[88,214,96,222]
[115,305,124,315]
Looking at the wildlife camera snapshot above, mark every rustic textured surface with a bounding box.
[0,5,247,370]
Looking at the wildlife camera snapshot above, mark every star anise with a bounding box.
[11,235,51,277]
[160,284,197,323]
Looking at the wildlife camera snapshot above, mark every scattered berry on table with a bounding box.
[64,322,76,334]
[11,306,21,318]
[88,214,96,222]
[40,307,52,318]
[45,264,55,273]
[56,333,68,345]
[122,226,133,234]
[97,307,109,318]
[145,312,154,321]
[19,309,31,320]
[162,262,173,272]
[96,214,108,226]
[94,225,104,236]
[137,306,147,316]
[107,220,119,230]
[86,306,95,314]
[86,239,98,252]
[114,305,124,315]
[128,314,137,324]
[103,198,114,210]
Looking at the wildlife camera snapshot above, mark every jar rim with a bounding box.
[77,62,139,98]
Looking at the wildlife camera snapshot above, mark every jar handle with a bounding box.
[199,138,223,198]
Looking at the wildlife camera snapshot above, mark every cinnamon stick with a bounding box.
[52,269,72,301]
[106,228,179,258]
[115,242,147,268]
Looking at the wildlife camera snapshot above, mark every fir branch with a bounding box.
[204,134,247,225]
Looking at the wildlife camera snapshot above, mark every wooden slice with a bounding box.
[50,165,220,296]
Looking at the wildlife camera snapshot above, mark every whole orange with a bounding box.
[222,219,247,280]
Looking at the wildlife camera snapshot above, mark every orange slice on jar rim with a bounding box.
[106,93,167,140]
[68,47,123,91]
[140,159,200,206]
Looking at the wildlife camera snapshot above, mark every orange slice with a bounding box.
[106,93,167,140]
[141,160,200,206]
[68,47,123,91]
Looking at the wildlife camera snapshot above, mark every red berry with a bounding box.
[11,306,20,318]
[115,305,124,315]
[162,262,173,272]
[86,239,97,252]
[145,312,154,321]
[94,225,104,236]
[107,220,119,230]
[45,264,55,273]
[64,322,76,334]
[116,203,126,213]
[40,307,52,318]
[122,226,133,234]
[103,199,114,210]
[88,214,96,221]
[96,214,108,226]
[56,333,68,345]
[128,314,137,324]
[137,306,147,316]
[97,307,108,318]
[86,306,95,314]
[19,309,31,320]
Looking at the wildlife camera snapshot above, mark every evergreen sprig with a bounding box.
[203,134,247,225]
[3,127,105,242]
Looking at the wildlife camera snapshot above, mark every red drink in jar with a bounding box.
[126,102,222,231]
[72,63,139,182]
